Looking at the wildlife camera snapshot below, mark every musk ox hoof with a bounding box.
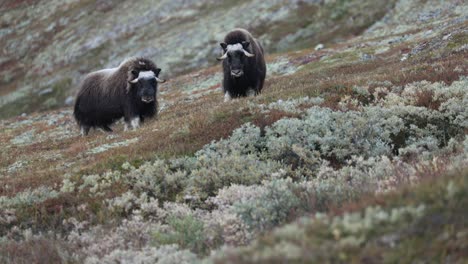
[80,126,90,137]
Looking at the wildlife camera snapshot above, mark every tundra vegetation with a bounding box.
[0,0,467,263]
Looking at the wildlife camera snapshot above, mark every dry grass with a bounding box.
[1,46,465,181]
[0,238,65,264]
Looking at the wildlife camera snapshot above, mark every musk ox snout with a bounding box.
[231,69,244,77]
[141,96,154,103]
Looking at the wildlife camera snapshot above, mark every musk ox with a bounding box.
[217,28,266,102]
[73,57,165,136]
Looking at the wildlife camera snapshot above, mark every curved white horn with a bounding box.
[155,77,166,83]
[217,52,228,61]
[243,50,255,57]
[129,78,139,83]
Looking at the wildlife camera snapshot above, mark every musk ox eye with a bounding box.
[131,70,138,75]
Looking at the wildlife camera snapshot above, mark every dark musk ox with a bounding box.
[73,57,166,136]
[217,28,266,102]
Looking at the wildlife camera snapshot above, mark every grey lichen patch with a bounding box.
[10,129,36,146]
[320,51,361,65]
[6,110,76,147]
[87,138,140,155]
[6,160,28,175]
[267,56,301,76]
[180,72,222,94]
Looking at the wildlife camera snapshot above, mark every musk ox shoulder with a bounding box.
[217,28,266,102]
[73,57,166,136]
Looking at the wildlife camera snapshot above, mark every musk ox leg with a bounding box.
[246,88,256,97]
[224,92,232,102]
[257,83,264,94]
[125,117,140,131]
[80,125,90,136]
[131,117,140,129]
[255,78,264,95]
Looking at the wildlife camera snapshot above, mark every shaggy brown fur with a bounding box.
[73,57,163,135]
[219,28,266,99]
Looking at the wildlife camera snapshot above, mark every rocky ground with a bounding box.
[0,0,467,263]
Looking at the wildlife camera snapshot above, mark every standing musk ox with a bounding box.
[73,57,166,136]
[217,28,266,102]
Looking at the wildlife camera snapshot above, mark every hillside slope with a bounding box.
[0,0,393,118]
[0,0,467,263]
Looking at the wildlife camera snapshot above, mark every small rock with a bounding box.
[360,53,375,61]
[400,54,409,61]
[20,113,27,117]
[314,44,324,51]
[442,33,451,41]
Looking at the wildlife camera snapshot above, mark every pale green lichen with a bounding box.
[87,138,139,155]
[0,187,59,208]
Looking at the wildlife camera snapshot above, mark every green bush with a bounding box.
[153,215,206,254]
[234,178,301,232]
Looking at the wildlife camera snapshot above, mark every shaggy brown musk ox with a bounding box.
[73,57,165,136]
[217,28,266,102]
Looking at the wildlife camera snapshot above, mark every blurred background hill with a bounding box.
[0,0,393,118]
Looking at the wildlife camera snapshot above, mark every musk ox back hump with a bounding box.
[74,70,124,128]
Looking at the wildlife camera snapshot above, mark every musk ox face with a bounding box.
[218,41,255,78]
[128,69,165,103]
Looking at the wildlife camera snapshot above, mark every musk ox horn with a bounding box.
[217,43,255,60]
[243,50,255,57]
[217,52,228,61]
[155,77,166,83]
[130,70,164,83]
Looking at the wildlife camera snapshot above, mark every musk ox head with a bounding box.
[217,41,254,78]
[128,68,165,103]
